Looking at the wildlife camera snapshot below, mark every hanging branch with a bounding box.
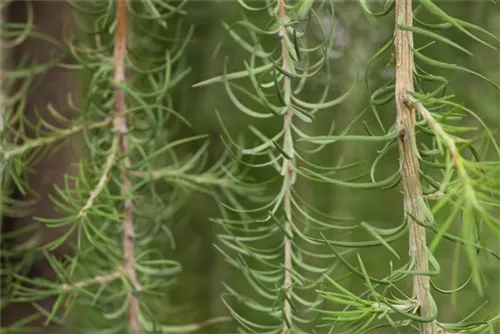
[113,1,141,333]
[277,0,294,332]
[193,1,349,332]
[394,2,438,333]
[3,0,246,332]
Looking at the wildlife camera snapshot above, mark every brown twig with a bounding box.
[394,2,439,333]
[113,1,141,333]
[277,0,294,332]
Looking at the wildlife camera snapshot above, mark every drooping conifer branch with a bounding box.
[277,0,294,332]
[394,2,438,333]
[113,1,141,333]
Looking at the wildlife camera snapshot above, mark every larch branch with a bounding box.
[113,1,141,333]
[394,2,439,333]
[278,0,294,332]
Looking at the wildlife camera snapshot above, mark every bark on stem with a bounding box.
[394,2,438,333]
[114,1,141,333]
[278,0,294,332]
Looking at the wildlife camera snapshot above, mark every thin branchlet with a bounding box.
[61,269,122,293]
[78,137,118,218]
[113,1,141,333]
[1,118,111,160]
[394,2,439,333]
[411,100,475,195]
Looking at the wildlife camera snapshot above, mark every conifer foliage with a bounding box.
[1,1,499,333]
